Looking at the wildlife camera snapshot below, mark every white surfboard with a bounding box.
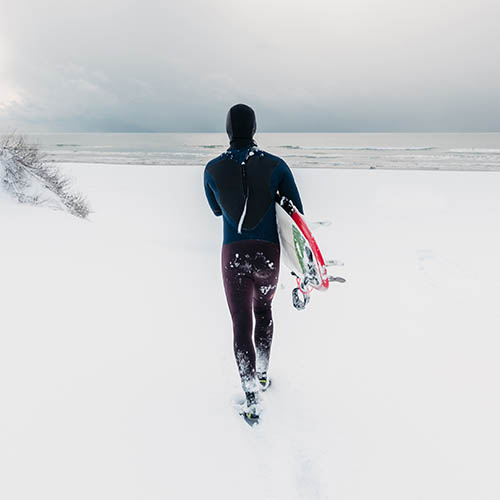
[275,194,334,309]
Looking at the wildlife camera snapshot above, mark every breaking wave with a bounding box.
[280,145,435,151]
[448,148,500,154]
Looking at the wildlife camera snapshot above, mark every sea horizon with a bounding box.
[16,131,500,171]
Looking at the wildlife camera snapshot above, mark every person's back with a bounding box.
[203,104,303,423]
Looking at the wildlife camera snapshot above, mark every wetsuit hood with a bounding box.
[226,104,257,149]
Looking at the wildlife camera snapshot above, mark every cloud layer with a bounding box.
[1,0,499,132]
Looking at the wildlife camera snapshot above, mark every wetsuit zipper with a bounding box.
[237,159,249,234]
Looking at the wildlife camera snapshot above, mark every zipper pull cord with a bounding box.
[237,160,248,234]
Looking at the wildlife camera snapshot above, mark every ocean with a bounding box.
[26,132,500,171]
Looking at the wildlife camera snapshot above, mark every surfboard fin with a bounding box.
[325,259,344,267]
[328,276,346,283]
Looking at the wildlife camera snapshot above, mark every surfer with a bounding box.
[204,103,303,421]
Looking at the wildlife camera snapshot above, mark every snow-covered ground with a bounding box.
[1,163,500,500]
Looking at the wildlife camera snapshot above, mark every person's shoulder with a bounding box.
[253,148,284,166]
[205,152,229,173]
[258,150,290,175]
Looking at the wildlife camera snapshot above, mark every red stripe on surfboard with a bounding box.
[290,210,329,291]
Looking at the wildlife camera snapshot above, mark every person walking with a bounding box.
[204,104,303,422]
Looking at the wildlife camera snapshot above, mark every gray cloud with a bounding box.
[1,0,499,132]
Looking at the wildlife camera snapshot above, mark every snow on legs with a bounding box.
[221,240,280,391]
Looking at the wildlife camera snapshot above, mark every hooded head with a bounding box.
[226,104,257,148]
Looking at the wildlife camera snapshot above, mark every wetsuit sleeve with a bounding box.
[204,169,222,216]
[278,160,304,214]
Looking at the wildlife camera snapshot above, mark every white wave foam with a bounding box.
[281,145,435,151]
[449,148,500,154]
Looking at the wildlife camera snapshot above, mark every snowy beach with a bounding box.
[2,0,499,494]
[1,162,500,499]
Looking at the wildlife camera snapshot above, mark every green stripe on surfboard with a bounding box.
[292,225,307,275]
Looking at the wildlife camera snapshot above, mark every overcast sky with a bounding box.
[0,0,499,132]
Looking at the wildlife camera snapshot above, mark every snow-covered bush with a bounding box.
[0,134,90,218]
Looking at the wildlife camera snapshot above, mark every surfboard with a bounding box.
[275,193,335,310]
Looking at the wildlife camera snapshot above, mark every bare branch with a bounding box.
[1,133,91,219]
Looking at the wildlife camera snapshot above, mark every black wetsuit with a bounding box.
[204,104,303,392]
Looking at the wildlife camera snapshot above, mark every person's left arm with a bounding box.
[204,169,222,216]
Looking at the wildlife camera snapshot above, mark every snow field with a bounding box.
[1,163,499,499]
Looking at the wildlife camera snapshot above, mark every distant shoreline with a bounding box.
[57,161,500,172]
[24,132,499,171]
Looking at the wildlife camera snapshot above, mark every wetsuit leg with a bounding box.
[222,241,280,391]
[222,244,256,392]
[252,246,280,374]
